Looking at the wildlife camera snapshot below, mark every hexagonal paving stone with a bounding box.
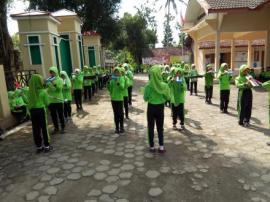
[47,167,60,174]
[116,199,129,202]
[100,160,111,165]
[94,172,107,180]
[106,176,119,183]
[62,164,75,170]
[99,194,114,202]
[38,195,50,202]
[88,189,102,197]
[119,172,133,179]
[49,178,64,186]
[72,167,83,173]
[33,183,45,190]
[102,185,118,194]
[40,175,52,182]
[67,173,81,180]
[44,186,58,195]
[96,165,110,172]
[120,164,135,171]
[26,191,39,201]
[108,168,121,176]
[145,170,160,179]
[82,169,95,177]
[148,187,163,197]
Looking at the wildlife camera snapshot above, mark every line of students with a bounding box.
[13,65,110,153]
[143,63,270,152]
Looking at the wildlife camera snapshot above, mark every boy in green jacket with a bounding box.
[46,66,65,134]
[60,71,72,121]
[218,63,232,113]
[107,67,125,133]
[169,68,187,130]
[10,89,28,123]
[83,66,92,101]
[204,64,215,104]
[144,65,170,153]
[28,74,52,153]
[235,65,253,127]
[72,68,84,110]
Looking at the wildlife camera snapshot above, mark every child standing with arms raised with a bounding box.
[107,67,125,133]
[144,65,170,153]
[169,68,187,130]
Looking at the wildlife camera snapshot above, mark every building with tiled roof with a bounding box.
[183,0,270,73]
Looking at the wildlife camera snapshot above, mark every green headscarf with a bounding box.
[149,65,170,98]
[49,66,59,77]
[60,71,71,86]
[28,74,44,109]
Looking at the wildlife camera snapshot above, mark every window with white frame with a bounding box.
[28,35,42,65]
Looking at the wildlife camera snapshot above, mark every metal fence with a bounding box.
[5,70,36,91]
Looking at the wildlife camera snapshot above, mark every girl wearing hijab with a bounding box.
[46,66,65,134]
[72,68,84,110]
[107,67,125,133]
[144,65,170,153]
[60,71,72,121]
[235,65,253,127]
[28,74,51,153]
[218,63,232,113]
[169,68,187,130]
[119,67,130,119]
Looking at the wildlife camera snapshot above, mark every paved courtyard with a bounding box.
[0,74,270,202]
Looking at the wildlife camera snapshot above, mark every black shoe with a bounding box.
[239,122,244,126]
[115,129,120,134]
[126,116,129,120]
[44,146,53,153]
[149,147,156,153]
[208,100,212,104]
[173,125,177,130]
[119,128,125,134]
[36,147,44,154]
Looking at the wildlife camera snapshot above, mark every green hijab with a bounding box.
[28,74,44,109]
[149,65,170,98]
[60,71,71,86]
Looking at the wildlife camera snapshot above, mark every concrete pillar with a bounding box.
[265,27,270,70]
[193,38,199,69]
[0,65,11,119]
[230,40,235,70]
[247,40,253,67]
[214,30,221,73]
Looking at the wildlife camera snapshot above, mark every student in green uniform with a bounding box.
[262,80,270,128]
[190,64,198,95]
[93,66,98,94]
[83,66,92,101]
[107,67,125,133]
[123,63,134,106]
[28,74,52,153]
[204,64,215,104]
[10,89,28,123]
[60,71,72,121]
[46,66,65,134]
[120,67,130,119]
[144,65,170,153]
[72,68,84,110]
[169,68,187,130]
[218,63,232,113]
[235,65,253,127]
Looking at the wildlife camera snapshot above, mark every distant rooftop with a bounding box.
[10,10,50,17]
[51,9,77,17]
[200,0,269,12]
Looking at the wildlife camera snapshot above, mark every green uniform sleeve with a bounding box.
[118,77,125,90]
[143,85,150,102]
[262,80,270,91]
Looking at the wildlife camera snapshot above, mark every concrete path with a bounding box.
[0,74,270,202]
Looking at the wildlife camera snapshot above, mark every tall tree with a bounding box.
[28,0,121,45]
[0,0,14,71]
[112,12,157,64]
[157,0,187,47]
[162,14,174,47]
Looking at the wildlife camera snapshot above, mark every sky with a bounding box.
[7,0,187,48]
